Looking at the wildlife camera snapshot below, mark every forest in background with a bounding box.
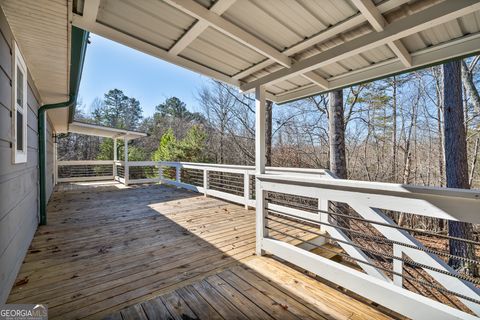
[58,56,480,189]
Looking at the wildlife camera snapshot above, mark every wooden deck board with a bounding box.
[116,256,394,320]
[8,182,393,319]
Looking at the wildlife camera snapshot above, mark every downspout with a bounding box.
[38,26,89,225]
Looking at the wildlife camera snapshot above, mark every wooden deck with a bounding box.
[8,182,393,319]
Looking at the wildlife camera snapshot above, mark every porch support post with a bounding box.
[53,135,58,185]
[255,85,267,256]
[113,138,117,180]
[124,135,129,185]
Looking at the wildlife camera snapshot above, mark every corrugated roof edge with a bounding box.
[276,49,480,105]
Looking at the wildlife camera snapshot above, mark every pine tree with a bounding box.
[92,89,143,130]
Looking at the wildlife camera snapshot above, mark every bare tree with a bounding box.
[265,100,273,166]
[328,90,347,179]
[443,60,477,275]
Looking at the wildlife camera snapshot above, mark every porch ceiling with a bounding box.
[71,0,480,103]
[1,0,70,104]
[68,121,148,140]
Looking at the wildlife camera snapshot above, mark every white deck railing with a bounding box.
[57,160,114,182]
[257,172,480,320]
[55,160,480,319]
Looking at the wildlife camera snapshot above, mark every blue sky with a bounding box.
[78,34,211,117]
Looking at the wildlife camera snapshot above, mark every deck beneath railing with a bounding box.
[8,182,394,319]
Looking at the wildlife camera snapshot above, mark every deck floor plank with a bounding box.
[160,291,198,320]
[176,285,224,320]
[140,297,174,320]
[7,182,393,319]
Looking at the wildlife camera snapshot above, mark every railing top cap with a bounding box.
[257,173,480,199]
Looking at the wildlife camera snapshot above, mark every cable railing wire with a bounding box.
[266,225,480,305]
[266,214,480,285]
[266,196,480,247]
[266,207,480,266]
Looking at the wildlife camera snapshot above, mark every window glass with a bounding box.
[16,110,23,151]
[13,42,27,163]
[16,66,23,107]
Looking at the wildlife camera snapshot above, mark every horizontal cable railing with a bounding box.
[57,160,114,182]
[114,161,124,180]
[127,161,158,184]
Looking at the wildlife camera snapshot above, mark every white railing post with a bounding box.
[203,169,208,197]
[318,198,329,233]
[393,244,403,287]
[244,172,250,209]
[158,164,163,183]
[255,85,267,256]
[113,138,117,180]
[124,136,129,185]
[54,138,58,185]
[176,164,181,183]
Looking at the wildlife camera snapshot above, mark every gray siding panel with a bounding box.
[0,104,11,142]
[0,27,11,80]
[0,9,46,303]
[0,66,11,111]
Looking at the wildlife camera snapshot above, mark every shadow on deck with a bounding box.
[8,182,395,319]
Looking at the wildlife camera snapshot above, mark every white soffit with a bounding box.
[70,0,480,103]
[47,108,70,133]
[68,121,148,140]
[1,0,70,104]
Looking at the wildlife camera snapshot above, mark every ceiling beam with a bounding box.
[274,32,480,103]
[163,0,293,68]
[82,0,101,24]
[351,0,412,67]
[232,0,412,80]
[302,72,329,90]
[240,0,480,92]
[168,0,236,55]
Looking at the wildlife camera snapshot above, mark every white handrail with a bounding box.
[58,160,114,165]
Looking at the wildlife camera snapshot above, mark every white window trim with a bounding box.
[12,41,28,164]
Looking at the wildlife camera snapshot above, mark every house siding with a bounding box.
[0,9,55,303]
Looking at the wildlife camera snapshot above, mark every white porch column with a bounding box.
[53,136,58,185]
[113,138,117,179]
[124,135,129,185]
[255,85,267,256]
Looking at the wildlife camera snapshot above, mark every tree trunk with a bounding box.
[328,90,349,234]
[392,77,397,182]
[443,60,477,276]
[265,100,273,167]
[329,90,347,179]
[461,59,480,188]
[461,60,480,123]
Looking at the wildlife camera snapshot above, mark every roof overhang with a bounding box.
[1,0,71,104]
[70,0,480,104]
[1,1,89,132]
[68,121,148,140]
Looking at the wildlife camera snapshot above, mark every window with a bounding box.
[12,41,27,163]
